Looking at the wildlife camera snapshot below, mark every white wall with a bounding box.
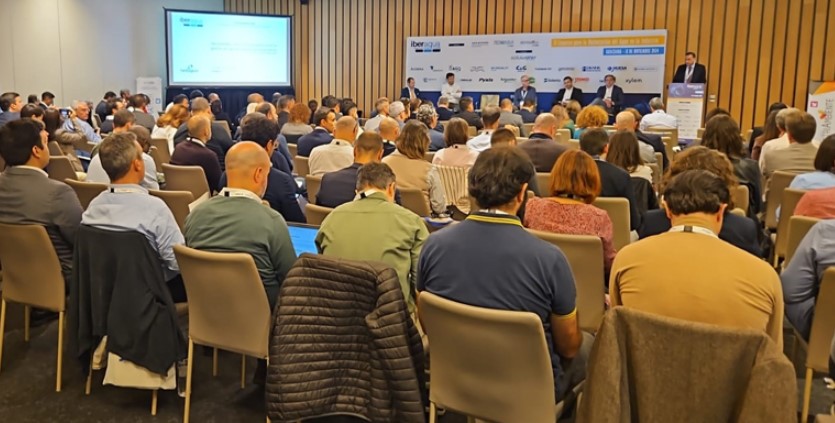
[0,0,223,107]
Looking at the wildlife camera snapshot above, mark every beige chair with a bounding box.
[731,185,749,216]
[161,164,209,199]
[305,203,334,226]
[148,147,165,173]
[516,137,529,144]
[801,267,835,420]
[647,127,678,146]
[764,171,797,231]
[64,179,108,210]
[659,136,675,160]
[653,152,663,170]
[439,120,450,129]
[558,139,581,150]
[150,138,171,165]
[535,173,551,193]
[648,163,661,188]
[555,128,571,144]
[480,94,499,108]
[46,156,78,182]
[0,223,67,392]
[48,140,63,156]
[773,188,808,266]
[305,174,323,205]
[467,126,477,138]
[149,190,194,231]
[287,143,298,160]
[418,292,574,422]
[436,164,470,213]
[696,127,705,138]
[592,197,631,251]
[521,123,535,137]
[424,151,435,163]
[294,156,310,177]
[785,216,822,265]
[527,230,605,332]
[215,120,232,138]
[173,245,272,423]
[400,187,431,217]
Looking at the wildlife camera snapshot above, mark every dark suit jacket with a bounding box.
[95,100,109,121]
[595,85,625,107]
[672,63,707,84]
[382,140,397,157]
[553,88,584,106]
[428,129,445,151]
[0,111,20,127]
[635,130,669,169]
[513,87,538,105]
[595,160,640,230]
[173,121,235,170]
[296,128,334,157]
[317,163,402,209]
[132,111,156,131]
[277,111,290,132]
[515,109,537,124]
[220,168,306,223]
[170,139,223,194]
[99,118,114,135]
[437,107,454,121]
[638,209,762,257]
[400,87,422,100]
[0,167,83,284]
[453,111,483,130]
[518,134,568,173]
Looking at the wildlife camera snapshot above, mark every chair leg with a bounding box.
[183,338,195,423]
[241,355,246,389]
[802,367,814,422]
[23,305,30,342]
[0,299,6,374]
[55,311,64,392]
[151,389,158,415]
[85,355,93,395]
[212,348,218,377]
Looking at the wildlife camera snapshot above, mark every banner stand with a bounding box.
[666,83,705,144]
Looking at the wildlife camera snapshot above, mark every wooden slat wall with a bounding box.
[225,0,835,131]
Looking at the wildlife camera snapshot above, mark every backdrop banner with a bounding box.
[808,81,835,140]
[405,30,667,95]
[667,83,705,143]
[136,77,163,116]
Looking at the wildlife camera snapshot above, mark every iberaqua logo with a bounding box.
[410,40,441,52]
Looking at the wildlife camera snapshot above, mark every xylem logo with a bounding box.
[515,65,528,72]
[626,78,644,84]
[478,78,494,83]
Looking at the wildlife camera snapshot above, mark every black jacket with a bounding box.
[595,160,641,230]
[437,107,454,121]
[636,130,669,169]
[453,111,483,130]
[70,226,186,374]
[173,121,235,170]
[317,163,401,208]
[516,109,537,123]
[732,158,764,217]
[672,63,707,84]
[638,210,762,257]
[553,88,584,106]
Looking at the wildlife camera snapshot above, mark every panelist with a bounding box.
[592,74,624,115]
[553,76,584,107]
[672,51,707,84]
[513,75,537,109]
[400,77,421,101]
[440,72,463,111]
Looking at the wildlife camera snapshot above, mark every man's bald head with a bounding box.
[191,97,211,115]
[378,117,400,141]
[532,113,558,137]
[188,115,212,141]
[500,98,514,111]
[334,116,358,142]
[225,141,272,197]
[615,111,636,132]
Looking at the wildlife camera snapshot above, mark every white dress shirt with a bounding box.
[441,83,462,104]
[604,86,614,100]
[639,110,679,131]
[308,139,354,176]
[562,88,574,102]
[466,130,495,153]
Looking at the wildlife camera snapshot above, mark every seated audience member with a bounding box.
[95,91,117,121]
[467,105,501,152]
[342,100,364,137]
[280,103,314,138]
[98,99,124,134]
[130,94,157,131]
[702,114,763,216]
[164,93,189,113]
[323,95,343,119]
[170,115,222,194]
[759,108,816,167]
[750,104,788,159]
[20,104,44,122]
[255,101,278,122]
[0,92,23,126]
[782,219,835,340]
[81,132,185,301]
[705,107,731,121]
[240,112,293,175]
[296,107,335,157]
[389,101,409,128]
[518,113,567,172]
[761,111,819,183]
[418,146,587,401]
[211,99,234,133]
[382,120,446,216]
[173,98,235,169]
[219,115,305,223]
[39,91,54,110]
[152,104,189,153]
[490,129,541,197]
[565,99,582,123]
[524,150,616,273]
[610,169,783,345]
[515,100,538,123]
[379,117,401,157]
[0,119,83,285]
[363,98,390,133]
[62,100,102,144]
[53,129,86,174]
[638,146,762,257]
[789,134,835,190]
[317,132,395,208]
[276,95,295,131]
[550,104,575,138]
[436,96,454,121]
[794,186,835,219]
[614,110,660,165]
[416,105,445,151]
[316,162,428,311]
[606,131,653,182]
[623,108,669,169]
[185,142,298,310]
[432,117,479,168]
[638,97,678,131]
[498,98,524,129]
[452,97,483,130]
[309,116,359,176]
[579,128,640,230]
[306,99,318,123]
[87,123,159,190]
[574,105,609,138]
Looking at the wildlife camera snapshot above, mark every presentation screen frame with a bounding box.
[164,8,293,88]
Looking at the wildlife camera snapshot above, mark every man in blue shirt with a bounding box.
[81,132,186,301]
[0,92,23,126]
[297,107,335,157]
[62,100,102,144]
[417,146,588,403]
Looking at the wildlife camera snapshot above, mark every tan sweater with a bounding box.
[383,151,446,214]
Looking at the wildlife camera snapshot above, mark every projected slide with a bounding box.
[166,11,291,87]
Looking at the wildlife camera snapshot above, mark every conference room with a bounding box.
[2,0,835,421]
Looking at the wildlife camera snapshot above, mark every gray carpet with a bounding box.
[0,314,832,422]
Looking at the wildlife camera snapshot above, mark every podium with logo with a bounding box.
[666,83,705,143]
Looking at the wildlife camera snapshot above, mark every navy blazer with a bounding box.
[513,86,538,106]
[219,168,306,223]
[595,160,641,230]
[437,107,454,121]
[595,85,625,107]
[553,88,584,106]
[428,129,446,152]
[316,163,401,208]
[638,209,762,257]
[173,122,235,170]
[516,110,537,124]
[672,63,707,84]
[296,128,334,157]
[400,86,421,100]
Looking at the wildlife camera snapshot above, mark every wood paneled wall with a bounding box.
[225,0,835,131]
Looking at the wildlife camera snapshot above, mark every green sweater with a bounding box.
[184,195,298,307]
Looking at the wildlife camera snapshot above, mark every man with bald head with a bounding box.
[173,97,235,169]
[185,141,298,310]
[619,108,667,168]
[378,117,400,157]
[498,98,524,129]
[516,113,568,172]
[171,115,222,193]
[309,116,359,176]
[614,111,659,166]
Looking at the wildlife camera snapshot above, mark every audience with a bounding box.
[565,99,582,122]
[517,113,567,172]
[52,129,86,174]
[436,96,454,121]
[316,162,427,311]
[701,114,763,216]
[432,117,479,168]
[276,95,295,132]
[606,131,653,182]
[524,150,616,273]
[382,120,446,216]
[638,146,762,257]
[498,98,524,129]
[614,111,659,165]
[638,97,678,131]
[87,113,159,190]
[309,116,359,176]
[378,117,400,157]
[782,219,835,340]
[761,111,818,182]
[0,118,83,285]
[489,129,542,198]
[0,92,23,126]
[170,115,222,194]
[453,97,483,130]
[280,103,314,137]
[789,134,835,190]
[579,128,640,230]
[62,100,102,144]
[389,101,408,128]
[297,107,336,157]
[317,132,394,208]
[152,104,189,153]
[794,186,835,219]
[95,91,118,121]
[39,92,54,110]
[20,104,44,122]
[80,132,185,301]
[164,93,189,113]
[363,98,390,132]
[515,100,538,123]
[416,105,444,151]
[610,169,783,345]
[750,102,788,158]
[466,105,501,152]
[623,108,669,169]
[574,105,608,138]
[211,99,234,133]
[418,146,587,401]
[549,104,575,137]
[130,94,156,131]
[98,99,124,134]
[173,98,235,169]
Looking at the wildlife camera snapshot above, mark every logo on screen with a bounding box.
[543,78,559,83]
[607,65,628,72]
[625,78,644,84]
[515,65,528,72]
[448,65,462,72]
[574,77,590,82]
[179,64,199,73]
[470,66,486,73]
[534,67,552,71]
[511,55,536,61]
[520,40,540,47]
[500,77,517,83]
[460,78,473,82]
[582,66,601,72]
[471,41,490,48]
[410,67,425,71]
[558,67,576,72]
[490,66,508,71]
[494,40,515,47]
[633,65,658,72]
[411,40,441,53]
[422,77,438,83]
[178,17,204,28]
[429,65,444,73]
[478,78,494,83]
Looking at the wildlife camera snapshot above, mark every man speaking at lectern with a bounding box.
[672,51,707,84]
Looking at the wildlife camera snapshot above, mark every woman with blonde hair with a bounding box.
[574,105,609,138]
[565,99,582,121]
[152,104,189,152]
[549,104,575,137]
[383,120,447,215]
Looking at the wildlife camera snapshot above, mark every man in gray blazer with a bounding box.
[497,98,524,129]
[761,112,819,185]
[0,119,83,285]
[130,94,157,131]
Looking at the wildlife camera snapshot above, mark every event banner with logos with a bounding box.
[405,30,667,94]
[667,83,705,142]
[808,81,835,140]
